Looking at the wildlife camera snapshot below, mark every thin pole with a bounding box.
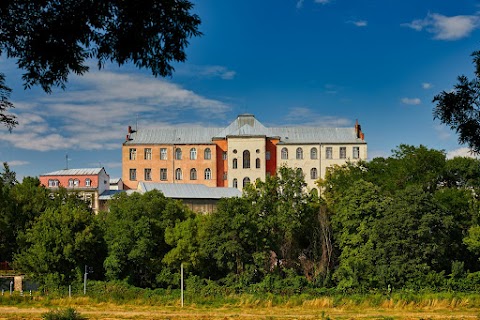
[181,263,184,307]
[83,265,87,295]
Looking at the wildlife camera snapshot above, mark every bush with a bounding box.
[42,308,86,320]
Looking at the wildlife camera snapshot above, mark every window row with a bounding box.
[232,155,262,169]
[47,178,92,188]
[232,177,251,188]
[129,148,213,161]
[129,168,214,181]
[280,146,360,160]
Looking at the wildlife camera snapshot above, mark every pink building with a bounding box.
[39,168,110,213]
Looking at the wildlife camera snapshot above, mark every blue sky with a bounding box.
[1,0,480,180]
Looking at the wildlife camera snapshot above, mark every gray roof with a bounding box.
[137,182,242,199]
[124,114,366,145]
[98,189,125,200]
[109,178,122,184]
[41,168,106,176]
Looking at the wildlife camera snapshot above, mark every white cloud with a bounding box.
[422,82,433,89]
[283,107,351,127]
[314,0,331,4]
[401,97,421,105]
[7,160,30,166]
[434,124,452,141]
[348,20,368,27]
[296,0,304,9]
[446,147,479,159]
[402,13,480,40]
[1,70,232,152]
[176,65,236,80]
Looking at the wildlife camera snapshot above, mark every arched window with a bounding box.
[74,179,80,187]
[233,158,238,169]
[190,148,197,160]
[190,168,197,180]
[310,168,318,179]
[175,148,182,160]
[256,158,261,169]
[281,147,288,160]
[296,147,303,159]
[243,150,250,168]
[310,147,318,159]
[243,177,251,188]
[204,168,212,180]
[85,178,91,187]
[233,178,238,188]
[204,148,211,160]
[68,178,74,187]
[175,168,183,180]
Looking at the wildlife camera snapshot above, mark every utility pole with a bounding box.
[181,263,184,307]
[83,265,87,295]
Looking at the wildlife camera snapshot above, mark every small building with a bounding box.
[39,168,110,213]
[109,178,124,190]
[137,182,241,213]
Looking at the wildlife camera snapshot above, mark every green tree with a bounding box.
[103,190,190,287]
[0,0,201,129]
[433,50,480,154]
[14,197,104,287]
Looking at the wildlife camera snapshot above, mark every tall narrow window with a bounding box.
[310,148,318,159]
[160,168,167,181]
[73,179,79,187]
[160,148,167,160]
[353,146,360,159]
[190,148,197,160]
[326,147,333,159]
[340,147,347,159]
[175,148,182,160]
[296,147,303,159]
[85,178,91,187]
[68,179,74,187]
[243,150,250,168]
[190,168,197,180]
[204,168,212,180]
[145,168,152,180]
[310,168,318,179]
[129,169,137,181]
[175,168,183,180]
[144,148,152,160]
[223,172,227,180]
[233,178,238,188]
[222,152,227,160]
[281,148,288,160]
[233,158,238,169]
[256,158,261,169]
[129,148,137,160]
[204,148,211,160]
[266,151,271,160]
[243,177,251,188]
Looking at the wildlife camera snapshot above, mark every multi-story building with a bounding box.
[122,114,367,191]
[39,168,110,213]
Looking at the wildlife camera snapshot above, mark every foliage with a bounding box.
[14,196,105,287]
[0,75,16,130]
[102,190,191,288]
[42,308,86,320]
[0,0,201,129]
[433,50,480,154]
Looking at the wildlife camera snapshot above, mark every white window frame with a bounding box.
[160,148,167,160]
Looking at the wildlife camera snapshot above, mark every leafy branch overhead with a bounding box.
[433,51,480,154]
[0,0,201,128]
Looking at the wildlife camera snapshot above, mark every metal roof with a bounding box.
[124,114,366,145]
[137,182,242,199]
[41,168,106,176]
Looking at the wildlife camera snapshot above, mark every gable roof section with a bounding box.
[137,182,242,199]
[124,114,366,145]
[40,168,106,176]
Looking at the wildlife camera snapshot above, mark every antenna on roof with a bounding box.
[136,114,139,132]
[65,153,70,170]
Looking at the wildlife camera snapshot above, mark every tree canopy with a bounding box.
[433,51,480,154]
[0,0,201,129]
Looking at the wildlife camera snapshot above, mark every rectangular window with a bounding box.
[129,168,137,181]
[160,168,167,181]
[353,146,360,159]
[222,151,227,160]
[266,151,271,160]
[340,147,347,159]
[144,168,152,181]
[326,147,332,159]
[144,148,152,160]
[223,172,227,180]
[160,148,167,160]
[129,148,137,160]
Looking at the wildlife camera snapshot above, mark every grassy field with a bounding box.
[1,294,480,319]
